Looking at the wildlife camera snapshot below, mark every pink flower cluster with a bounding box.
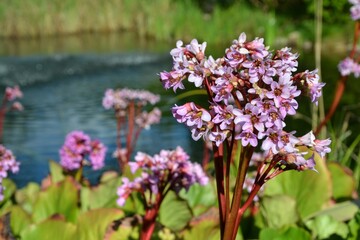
[102,88,161,129]
[160,33,330,171]
[59,131,107,171]
[349,0,360,20]
[0,145,20,201]
[103,88,160,111]
[117,147,208,206]
[3,85,23,111]
[338,57,360,77]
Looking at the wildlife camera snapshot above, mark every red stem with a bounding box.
[212,143,226,238]
[315,21,360,135]
[126,101,135,163]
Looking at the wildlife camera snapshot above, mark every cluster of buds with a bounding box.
[102,88,162,168]
[59,131,107,171]
[117,147,208,206]
[0,145,20,201]
[350,0,360,21]
[3,85,23,112]
[160,33,330,171]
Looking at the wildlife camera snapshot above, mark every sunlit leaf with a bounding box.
[74,208,124,240]
[328,162,355,200]
[159,191,192,231]
[348,210,360,240]
[20,219,76,240]
[15,182,40,213]
[263,153,332,220]
[259,226,311,240]
[259,195,299,229]
[32,177,79,223]
[179,182,217,216]
[305,200,359,222]
[9,205,32,236]
[49,160,65,183]
[305,215,349,239]
[182,219,220,240]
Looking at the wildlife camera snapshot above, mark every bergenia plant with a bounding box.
[117,146,208,240]
[316,0,360,134]
[159,33,331,239]
[103,88,161,170]
[0,86,24,142]
[59,131,107,181]
[0,145,20,201]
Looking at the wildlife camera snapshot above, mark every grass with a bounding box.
[0,0,350,48]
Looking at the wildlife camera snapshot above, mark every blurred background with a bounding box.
[1,0,359,187]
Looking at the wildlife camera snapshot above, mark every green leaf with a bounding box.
[1,178,16,204]
[99,171,119,183]
[305,214,349,239]
[348,210,360,240]
[74,208,124,240]
[263,153,332,220]
[159,191,192,231]
[20,219,76,240]
[9,205,32,236]
[305,200,359,222]
[32,177,79,223]
[49,160,65,183]
[182,219,220,240]
[328,162,355,200]
[81,175,123,210]
[15,182,40,213]
[259,195,299,229]
[105,220,139,240]
[259,226,312,240]
[179,182,217,216]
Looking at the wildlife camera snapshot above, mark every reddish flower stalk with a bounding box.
[103,88,161,171]
[160,33,331,240]
[315,21,360,135]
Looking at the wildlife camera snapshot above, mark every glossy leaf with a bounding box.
[20,219,76,240]
[263,153,332,220]
[15,182,40,213]
[328,162,355,200]
[259,226,311,240]
[32,177,79,223]
[179,182,217,216]
[348,210,360,240]
[305,215,349,239]
[9,205,32,236]
[74,208,124,240]
[182,219,220,240]
[49,160,65,183]
[259,195,299,229]
[305,200,359,222]
[81,175,122,210]
[159,191,192,231]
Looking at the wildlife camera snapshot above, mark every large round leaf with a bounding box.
[20,219,76,240]
[159,191,192,231]
[74,208,124,240]
[328,162,355,200]
[259,226,311,240]
[259,195,299,229]
[10,205,32,237]
[263,154,332,220]
[179,182,217,216]
[32,177,79,223]
[15,182,40,213]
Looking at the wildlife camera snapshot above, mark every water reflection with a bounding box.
[0,35,204,187]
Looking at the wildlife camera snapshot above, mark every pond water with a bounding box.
[0,32,205,187]
[1,32,359,187]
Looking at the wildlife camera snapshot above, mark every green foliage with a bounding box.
[305,215,349,239]
[328,162,355,200]
[159,191,193,231]
[262,153,332,220]
[259,226,312,240]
